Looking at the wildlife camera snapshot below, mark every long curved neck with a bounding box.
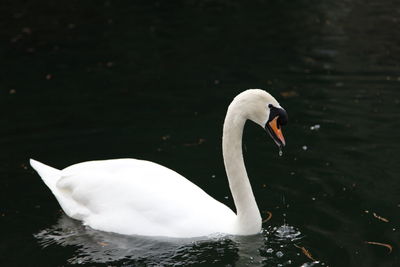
[223,102,262,235]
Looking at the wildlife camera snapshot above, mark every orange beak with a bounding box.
[268,116,286,146]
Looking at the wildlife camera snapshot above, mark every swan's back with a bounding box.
[31,159,236,237]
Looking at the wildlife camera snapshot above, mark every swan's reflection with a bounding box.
[35,215,316,266]
[35,215,242,265]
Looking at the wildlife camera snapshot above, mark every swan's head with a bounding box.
[232,89,288,147]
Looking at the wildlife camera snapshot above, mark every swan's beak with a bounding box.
[266,116,286,147]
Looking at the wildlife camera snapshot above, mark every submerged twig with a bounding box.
[365,241,392,254]
[294,244,317,261]
[262,211,272,223]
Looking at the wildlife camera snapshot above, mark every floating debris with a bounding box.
[372,212,389,222]
[365,241,392,254]
[20,163,28,170]
[294,244,317,261]
[262,211,273,223]
[280,91,298,98]
[161,135,170,141]
[183,138,206,147]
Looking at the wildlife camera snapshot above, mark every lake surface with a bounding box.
[1,0,399,266]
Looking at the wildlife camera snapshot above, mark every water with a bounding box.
[1,0,400,266]
[33,215,308,266]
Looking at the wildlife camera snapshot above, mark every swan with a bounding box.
[30,89,288,238]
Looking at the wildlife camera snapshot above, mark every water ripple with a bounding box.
[35,216,332,266]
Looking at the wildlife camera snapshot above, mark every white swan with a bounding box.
[31,89,288,238]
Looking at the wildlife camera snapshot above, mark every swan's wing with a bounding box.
[56,159,235,237]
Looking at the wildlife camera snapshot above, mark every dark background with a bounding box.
[1,0,399,266]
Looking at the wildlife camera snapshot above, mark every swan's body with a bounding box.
[31,89,287,238]
[31,158,236,237]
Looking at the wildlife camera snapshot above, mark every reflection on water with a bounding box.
[35,215,325,266]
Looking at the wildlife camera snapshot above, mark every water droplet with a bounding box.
[273,224,302,241]
[279,149,283,156]
[302,145,308,151]
[310,124,320,131]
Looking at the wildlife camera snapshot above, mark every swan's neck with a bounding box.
[223,103,262,235]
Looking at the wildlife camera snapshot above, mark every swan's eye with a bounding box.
[268,106,288,126]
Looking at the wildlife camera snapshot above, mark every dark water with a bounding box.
[1,0,399,266]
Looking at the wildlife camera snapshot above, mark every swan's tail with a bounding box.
[30,159,61,192]
[30,159,84,219]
